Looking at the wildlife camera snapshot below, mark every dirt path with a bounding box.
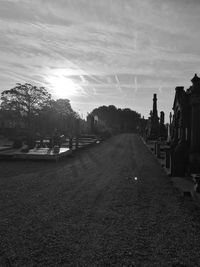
[1,134,200,266]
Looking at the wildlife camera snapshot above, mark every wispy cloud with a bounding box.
[1,0,200,118]
[134,76,138,93]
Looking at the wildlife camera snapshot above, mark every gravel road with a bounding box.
[1,134,200,266]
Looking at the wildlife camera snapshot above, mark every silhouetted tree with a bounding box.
[36,98,80,136]
[1,83,51,132]
[89,105,141,134]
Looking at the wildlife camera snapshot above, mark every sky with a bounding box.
[1,0,200,120]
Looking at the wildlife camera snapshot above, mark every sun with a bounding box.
[46,75,79,98]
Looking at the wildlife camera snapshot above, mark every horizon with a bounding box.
[1,0,200,121]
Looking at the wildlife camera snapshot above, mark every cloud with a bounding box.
[1,0,200,118]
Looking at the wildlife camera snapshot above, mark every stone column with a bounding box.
[149,94,159,140]
[160,111,164,124]
[153,94,158,117]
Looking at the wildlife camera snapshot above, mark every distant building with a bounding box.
[170,74,200,176]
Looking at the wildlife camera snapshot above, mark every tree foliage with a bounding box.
[36,99,80,136]
[0,83,82,138]
[1,83,51,128]
[89,105,141,134]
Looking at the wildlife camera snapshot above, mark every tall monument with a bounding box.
[159,111,167,140]
[148,94,160,140]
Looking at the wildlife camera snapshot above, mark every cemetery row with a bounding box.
[141,74,200,196]
[0,83,143,161]
[0,132,101,161]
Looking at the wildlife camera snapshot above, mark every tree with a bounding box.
[53,99,80,135]
[1,83,51,131]
[36,98,80,136]
[89,105,141,134]
[52,99,75,116]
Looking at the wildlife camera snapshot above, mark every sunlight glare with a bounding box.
[47,75,79,98]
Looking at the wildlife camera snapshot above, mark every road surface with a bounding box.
[1,134,200,266]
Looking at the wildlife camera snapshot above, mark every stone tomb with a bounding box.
[170,74,200,176]
[0,147,72,161]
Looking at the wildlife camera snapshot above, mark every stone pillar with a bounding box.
[159,111,167,140]
[149,94,159,140]
[160,111,165,125]
[153,94,158,117]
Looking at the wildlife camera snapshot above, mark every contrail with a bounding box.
[80,75,87,84]
[115,74,122,92]
[93,87,97,95]
[90,75,107,86]
[134,31,138,50]
[134,76,138,92]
